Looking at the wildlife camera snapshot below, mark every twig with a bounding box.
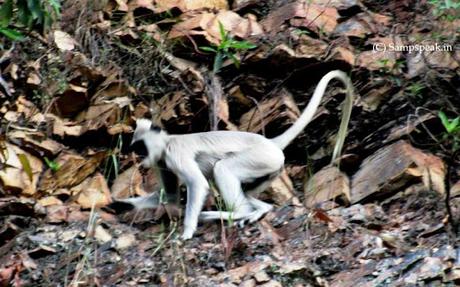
[151,222,177,257]
[445,149,459,244]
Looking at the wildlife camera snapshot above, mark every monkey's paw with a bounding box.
[248,210,267,223]
[236,219,248,228]
[180,230,194,240]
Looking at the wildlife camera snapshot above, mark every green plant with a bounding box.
[439,111,460,151]
[406,82,425,98]
[292,28,312,36]
[44,156,60,172]
[17,153,32,181]
[103,134,123,180]
[0,0,60,40]
[428,0,460,18]
[200,22,257,73]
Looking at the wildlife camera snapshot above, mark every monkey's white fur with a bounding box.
[122,70,354,240]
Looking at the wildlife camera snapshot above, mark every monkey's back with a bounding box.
[164,131,283,177]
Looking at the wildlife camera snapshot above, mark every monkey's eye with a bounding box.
[130,140,148,157]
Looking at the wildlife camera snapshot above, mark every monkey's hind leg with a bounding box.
[246,196,273,223]
[204,147,283,223]
[207,159,255,221]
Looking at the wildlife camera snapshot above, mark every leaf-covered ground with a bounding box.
[0,0,459,286]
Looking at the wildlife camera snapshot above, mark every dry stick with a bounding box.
[245,96,266,136]
[409,108,458,241]
[303,0,334,33]
[205,72,223,131]
[445,149,459,244]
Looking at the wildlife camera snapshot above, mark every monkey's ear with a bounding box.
[150,124,162,132]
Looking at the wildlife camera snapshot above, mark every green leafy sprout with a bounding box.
[428,0,460,18]
[200,22,257,73]
[439,111,460,151]
[0,0,61,41]
[439,111,460,134]
[44,156,60,172]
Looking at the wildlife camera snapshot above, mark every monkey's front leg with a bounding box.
[179,167,210,240]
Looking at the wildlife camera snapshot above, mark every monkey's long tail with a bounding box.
[106,193,160,213]
[270,70,354,163]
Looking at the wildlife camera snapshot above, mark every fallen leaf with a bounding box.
[114,0,129,11]
[38,196,63,207]
[115,233,136,250]
[0,197,35,217]
[26,72,41,85]
[0,266,15,286]
[263,1,339,35]
[51,84,88,118]
[170,11,263,44]
[107,123,132,135]
[357,36,404,72]
[17,154,33,182]
[239,89,300,133]
[0,144,43,195]
[40,150,106,192]
[9,130,64,157]
[94,225,112,243]
[47,114,86,137]
[28,245,57,259]
[111,165,146,199]
[267,169,296,205]
[313,208,333,223]
[154,0,228,13]
[45,205,68,223]
[351,141,445,203]
[54,30,76,51]
[254,271,270,283]
[72,173,112,208]
[305,166,350,208]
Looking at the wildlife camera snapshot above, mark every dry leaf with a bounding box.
[170,11,262,44]
[26,72,41,85]
[304,166,350,208]
[39,150,106,192]
[111,165,146,199]
[72,173,112,208]
[9,130,64,157]
[94,225,112,243]
[52,84,88,118]
[267,169,296,205]
[115,233,136,250]
[38,196,63,207]
[239,89,300,133]
[262,1,339,35]
[154,0,228,13]
[351,141,445,203]
[357,36,404,72]
[0,143,43,195]
[46,205,68,223]
[54,30,76,51]
[48,114,86,137]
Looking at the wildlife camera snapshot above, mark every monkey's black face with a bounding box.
[130,139,148,157]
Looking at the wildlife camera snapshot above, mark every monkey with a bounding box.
[110,70,354,240]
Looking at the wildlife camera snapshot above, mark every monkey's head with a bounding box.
[131,119,168,166]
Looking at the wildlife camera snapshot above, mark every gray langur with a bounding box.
[111,70,354,240]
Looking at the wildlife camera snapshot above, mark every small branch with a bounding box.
[445,149,459,244]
